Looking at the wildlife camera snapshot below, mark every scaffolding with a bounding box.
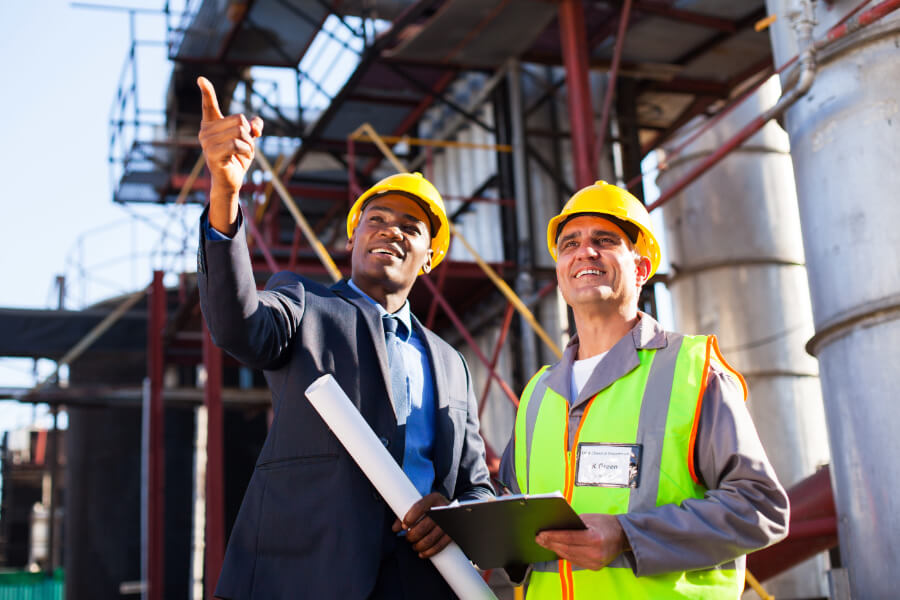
[7,0,900,598]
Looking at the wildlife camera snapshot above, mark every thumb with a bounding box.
[197,76,224,121]
[249,116,264,138]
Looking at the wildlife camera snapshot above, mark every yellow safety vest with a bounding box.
[513,334,746,599]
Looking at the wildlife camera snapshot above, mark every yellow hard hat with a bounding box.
[347,172,451,270]
[546,180,661,278]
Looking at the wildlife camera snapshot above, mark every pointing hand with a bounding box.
[197,76,264,198]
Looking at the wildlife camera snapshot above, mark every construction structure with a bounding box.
[1,0,899,598]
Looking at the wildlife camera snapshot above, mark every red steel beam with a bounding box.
[419,275,520,407]
[828,0,900,41]
[647,0,900,212]
[360,70,457,178]
[633,0,736,32]
[202,322,225,599]
[147,270,166,600]
[170,175,347,201]
[425,245,452,329]
[559,0,598,188]
[596,0,634,159]
[748,466,838,581]
[241,201,281,273]
[478,303,515,418]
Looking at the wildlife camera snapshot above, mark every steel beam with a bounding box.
[146,270,166,600]
[633,0,737,32]
[478,304,515,417]
[202,322,225,599]
[419,275,520,407]
[558,0,597,188]
[596,0,633,158]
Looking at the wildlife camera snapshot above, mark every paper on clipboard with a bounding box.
[428,491,586,570]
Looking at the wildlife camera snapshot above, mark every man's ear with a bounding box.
[635,255,652,287]
[421,248,434,274]
[346,232,355,252]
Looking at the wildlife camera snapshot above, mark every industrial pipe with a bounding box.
[650,1,818,212]
[747,466,837,582]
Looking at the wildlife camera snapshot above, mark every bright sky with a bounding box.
[0,2,668,433]
[0,2,369,431]
[0,1,203,428]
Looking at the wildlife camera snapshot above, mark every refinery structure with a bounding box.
[1,0,899,598]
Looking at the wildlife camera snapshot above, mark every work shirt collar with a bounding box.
[347,278,413,341]
[543,311,669,409]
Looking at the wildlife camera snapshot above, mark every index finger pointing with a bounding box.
[197,76,224,121]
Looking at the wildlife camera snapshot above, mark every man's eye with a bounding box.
[403,225,421,235]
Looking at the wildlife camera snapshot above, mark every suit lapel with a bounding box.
[411,313,450,411]
[331,280,397,420]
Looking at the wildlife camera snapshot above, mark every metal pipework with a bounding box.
[649,3,819,212]
[765,0,900,595]
[658,73,830,598]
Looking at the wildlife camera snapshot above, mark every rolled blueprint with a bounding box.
[305,374,497,600]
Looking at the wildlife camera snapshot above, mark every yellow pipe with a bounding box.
[257,153,286,223]
[254,150,343,283]
[248,154,285,248]
[351,130,512,152]
[175,155,206,205]
[355,123,562,359]
[32,288,148,394]
[449,222,561,358]
[359,123,408,174]
[745,569,774,600]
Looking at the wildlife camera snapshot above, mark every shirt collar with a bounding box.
[547,312,669,405]
[348,278,413,340]
[562,311,667,353]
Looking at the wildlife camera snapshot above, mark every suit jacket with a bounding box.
[197,215,493,599]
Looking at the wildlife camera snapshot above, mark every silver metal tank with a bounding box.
[764,0,900,595]
[657,77,831,598]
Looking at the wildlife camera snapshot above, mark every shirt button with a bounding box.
[379,436,390,448]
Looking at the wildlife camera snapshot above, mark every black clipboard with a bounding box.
[428,492,585,570]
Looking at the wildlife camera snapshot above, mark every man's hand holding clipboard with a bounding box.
[427,491,586,570]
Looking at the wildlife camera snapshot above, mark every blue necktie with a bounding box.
[383,315,410,425]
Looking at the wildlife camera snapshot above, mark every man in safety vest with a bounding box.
[498,181,789,598]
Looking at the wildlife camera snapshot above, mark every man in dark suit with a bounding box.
[196,76,494,599]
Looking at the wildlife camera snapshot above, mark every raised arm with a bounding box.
[196,76,263,235]
[196,77,304,370]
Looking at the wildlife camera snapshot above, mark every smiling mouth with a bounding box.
[574,268,605,279]
[370,247,403,259]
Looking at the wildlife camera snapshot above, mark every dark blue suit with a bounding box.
[198,215,493,599]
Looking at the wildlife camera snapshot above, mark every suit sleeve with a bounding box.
[452,353,496,503]
[497,433,521,495]
[198,207,305,370]
[615,365,790,575]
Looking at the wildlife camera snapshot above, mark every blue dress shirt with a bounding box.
[347,279,437,498]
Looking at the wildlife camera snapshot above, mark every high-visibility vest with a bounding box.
[513,334,747,599]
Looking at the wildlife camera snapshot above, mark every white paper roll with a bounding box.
[305,374,497,600]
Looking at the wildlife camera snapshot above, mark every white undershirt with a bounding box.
[570,351,609,401]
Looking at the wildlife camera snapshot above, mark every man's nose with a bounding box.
[574,243,599,260]
[378,222,403,239]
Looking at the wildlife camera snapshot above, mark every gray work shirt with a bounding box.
[498,313,789,576]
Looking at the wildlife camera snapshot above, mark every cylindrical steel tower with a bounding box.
[765,1,900,595]
[658,77,831,597]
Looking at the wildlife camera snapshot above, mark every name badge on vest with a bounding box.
[574,443,642,488]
